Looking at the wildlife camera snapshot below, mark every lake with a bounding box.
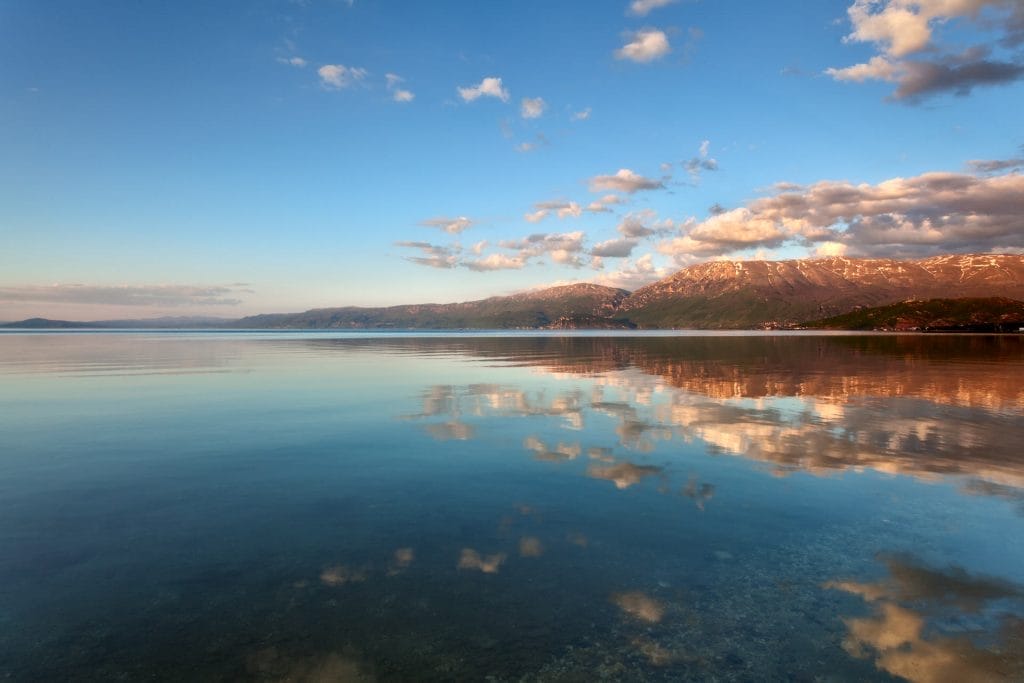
[1,332,1023,681]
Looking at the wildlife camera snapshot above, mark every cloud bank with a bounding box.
[659,168,1024,261]
[0,284,250,307]
[827,0,1024,101]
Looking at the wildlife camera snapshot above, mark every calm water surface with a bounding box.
[1,332,1023,681]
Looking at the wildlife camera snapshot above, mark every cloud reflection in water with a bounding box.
[827,555,1024,682]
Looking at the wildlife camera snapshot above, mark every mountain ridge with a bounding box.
[4,254,1024,330]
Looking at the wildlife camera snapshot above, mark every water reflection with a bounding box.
[393,335,1024,508]
[612,591,665,623]
[827,555,1024,681]
[4,332,1024,681]
[587,461,663,489]
[457,548,507,574]
[247,648,375,682]
[319,564,369,587]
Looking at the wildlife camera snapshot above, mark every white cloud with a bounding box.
[586,194,625,213]
[385,73,415,103]
[814,241,849,257]
[528,200,583,221]
[551,250,585,268]
[628,0,678,17]
[615,29,671,63]
[571,107,592,121]
[520,97,546,119]
[318,64,367,89]
[457,76,510,102]
[464,253,526,271]
[589,168,665,194]
[471,240,488,255]
[277,56,307,67]
[419,216,474,234]
[592,254,669,289]
[826,55,901,83]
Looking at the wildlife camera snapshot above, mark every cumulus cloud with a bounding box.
[318,64,367,89]
[658,167,1024,262]
[571,107,592,121]
[520,97,546,119]
[815,241,849,257]
[464,253,526,271]
[586,194,625,213]
[615,29,671,63]
[628,0,677,17]
[591,238,639,257]
[617,211,674,238]
[589,168,665,194]
[457,76,510,102]
[827,0,1024,101]
[419,216,474,234]
[0,284,250,307]
[385,72,415,102]
[593,254,670,289]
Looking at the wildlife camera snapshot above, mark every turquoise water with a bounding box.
[1,333,1022,681]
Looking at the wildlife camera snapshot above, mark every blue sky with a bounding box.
[1,0,1022,319]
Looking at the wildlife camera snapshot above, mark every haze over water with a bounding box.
[1,332,1023,681]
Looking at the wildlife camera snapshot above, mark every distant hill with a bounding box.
[236,283,630,329]
[617,254,1024,328]
[6,254,1024,330]
[0,316,232,329]
[802,297,1024,332]
[0,317,104,329]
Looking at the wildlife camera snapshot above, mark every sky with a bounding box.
[1,0,1023,320]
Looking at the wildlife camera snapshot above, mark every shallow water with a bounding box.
[1,332,1023,681]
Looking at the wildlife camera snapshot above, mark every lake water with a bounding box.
[1,332,1023,681]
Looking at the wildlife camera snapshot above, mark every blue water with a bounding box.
[1,333,1022,681]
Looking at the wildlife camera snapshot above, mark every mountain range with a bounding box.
[4,254,1024,330]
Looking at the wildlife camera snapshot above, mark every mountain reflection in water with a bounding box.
[1,332,1022,681]
[391,335,1024,506]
